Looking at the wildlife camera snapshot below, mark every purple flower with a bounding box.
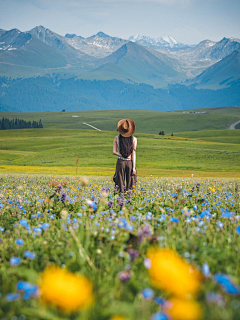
[6,293,20,301]
[118,270,132,282]
[144,258,151,269]
[142,288,154,299]
[15,239,24,246]
[24,251,36,260]
[128,249,139,261]
[138,225,151,244]
[114,185,119,192]
[10,257,21,266]
[108,200,113,208]
[206,292,225,306]
[57,184,63,190]
[61,192,67,203]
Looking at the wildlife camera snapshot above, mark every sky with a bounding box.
[0,0,240,44]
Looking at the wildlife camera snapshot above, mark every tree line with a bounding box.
[0,117,43,130]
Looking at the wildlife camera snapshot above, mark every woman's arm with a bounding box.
[132,137,137,175]
[113,136,122,157]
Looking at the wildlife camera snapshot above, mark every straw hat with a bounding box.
[117,119,135,137]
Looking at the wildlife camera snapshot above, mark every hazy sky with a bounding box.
[0,0,240,44]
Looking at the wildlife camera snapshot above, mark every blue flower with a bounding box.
[214,273,239,295]
[17,281,38,299]
[142,288,154,300]
[6,293,20,301]
[24,251,36,260]
[0,227,5,232]
[19,219,29,227]
[33,227,42,234]
[170,217,179,223]
[155,297,165,305]
[146,212,152,220]
[42,223,50,231]
[152,312,168,320]
[222,212,235,218]
[202,263,210,277]
[236,225,240,235]
[15,239,24,246]
[10,257,21,266]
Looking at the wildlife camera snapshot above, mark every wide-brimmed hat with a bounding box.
[117,119,135,137]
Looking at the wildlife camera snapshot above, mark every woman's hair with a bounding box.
[119,134,133,158]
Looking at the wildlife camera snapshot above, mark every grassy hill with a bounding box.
[0,128,239,177]
[0,108,239,134]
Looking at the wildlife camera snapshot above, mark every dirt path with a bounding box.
[230,119,240,129]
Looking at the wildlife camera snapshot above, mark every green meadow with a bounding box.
[1,107,240,134]
[0,128,239,177]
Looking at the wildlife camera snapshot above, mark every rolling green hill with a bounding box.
[0,129,239,177]
[0,108,239,134]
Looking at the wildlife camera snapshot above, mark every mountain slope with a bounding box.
[185,50,240,89]
[156,37,240,77]
[87,41,185,87]
[64,32,127,58]
[29,26,93,62]
[0,29,67,68]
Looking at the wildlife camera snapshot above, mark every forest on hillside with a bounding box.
[0,76,240,112]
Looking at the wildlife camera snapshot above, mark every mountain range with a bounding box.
[0,26,239,112]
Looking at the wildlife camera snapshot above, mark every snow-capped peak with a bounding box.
[129,34,186,48]
[161,36,178,45]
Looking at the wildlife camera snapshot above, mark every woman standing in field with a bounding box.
[113,119,137,192]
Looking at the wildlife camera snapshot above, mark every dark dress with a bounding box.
[113,136,137,192]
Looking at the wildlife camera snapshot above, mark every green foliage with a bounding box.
[0,117,43,130]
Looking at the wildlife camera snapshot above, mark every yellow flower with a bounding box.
[163,297,202,320]
[39,266,93,313]
[147,248,202,298]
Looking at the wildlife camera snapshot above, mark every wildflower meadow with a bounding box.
[0,174,239,320]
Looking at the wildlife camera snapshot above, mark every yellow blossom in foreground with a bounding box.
[163,297,202,320]
[147,248,202,298]
[39,266,93,313]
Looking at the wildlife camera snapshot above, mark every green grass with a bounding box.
[1,108,240,134]
[185,106,240,116]
[0,129,239,175]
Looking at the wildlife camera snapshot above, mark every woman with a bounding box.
[113,118,137,192]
